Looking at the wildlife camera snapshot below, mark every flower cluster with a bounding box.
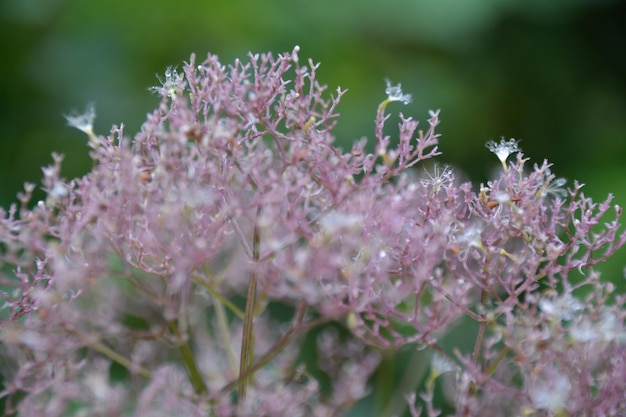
[1,47,625,416]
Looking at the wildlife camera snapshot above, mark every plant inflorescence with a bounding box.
[1,47,625,417]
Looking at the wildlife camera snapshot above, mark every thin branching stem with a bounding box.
[168,320,208,395]
[218,302,307,399]
[69,328,152,379]
[238,205,262,402]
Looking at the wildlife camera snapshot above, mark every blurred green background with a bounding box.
[1,0,625,414]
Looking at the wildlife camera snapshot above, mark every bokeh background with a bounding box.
[1,0,625,415]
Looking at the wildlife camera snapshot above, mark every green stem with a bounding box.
[214,290,239,374]
[196,264,240,375]
[486,345,510,376]
[238,206,262,402]
[193,274,245,320]
[71,329,151,379]
[168,321,208,395]
[219,302,307,398]
[471,289,489,365]
[468,289,489,397]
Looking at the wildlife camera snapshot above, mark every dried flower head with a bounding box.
[65,102,98,145]
[384,78,412,105]
[486,137,520,171]
[378,78,412,113]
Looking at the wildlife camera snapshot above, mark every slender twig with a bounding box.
[197,264,241,374]
[486,345,510,376]
[218,302,307,398]
[237,205,262,402]
[69,329,152,379]
[168,321,208,395]
[192,274,245,320]
[471,289,489,366]
[214,294,239,374]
